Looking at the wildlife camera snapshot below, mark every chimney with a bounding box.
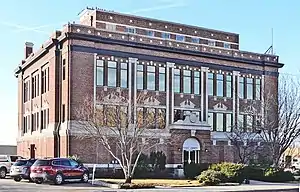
[24,42,34,59]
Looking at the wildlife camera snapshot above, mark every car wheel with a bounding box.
[14,177,22,182]
[35,178,43,184]
[81,172,89,183]
[54,173,64,185]
[0,168,6,179]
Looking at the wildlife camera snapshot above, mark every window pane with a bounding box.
[162,33,170,39]
[159,67,165,73]
[147,30,155,37]
[159,73,165,91]
[108,68,116,87]
[226,114,232,132]
[174,75,180,93]
[147,72,155,90]
[208,73,214,96]
[137,64,144,71]
[137,71,143,89]
[194,77,200,95]
[208,112,213,131]
[108,61,116,68]
[147,66,155,72]
[191,37,199,43]
[256,79,261,100]
[239,77,244,99]
[216,113,224,131]
[120,70,127,88]
[226,75,232,98]
[247,78,254,100]
[174,69,180,75]
[96,67,103,86]
[120,63,127,69]
[157,109,166,129]
[176,35,185,41]
[238,114,244,128]
[183,70,191,94]
[217,74,224,97]
[97,60,104,67]
[224,43,231,49]
[208,40,215,46]
[194,71,200,77]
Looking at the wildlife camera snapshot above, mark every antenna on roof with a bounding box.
[264,28,274,55]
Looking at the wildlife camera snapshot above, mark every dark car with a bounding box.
[10,159,36,182]
[30,158,89,185]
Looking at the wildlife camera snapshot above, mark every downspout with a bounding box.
[53,39,62,157]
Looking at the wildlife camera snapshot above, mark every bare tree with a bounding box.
[260,74,300,166]
[227,123,262,164]
[74,90,166,183]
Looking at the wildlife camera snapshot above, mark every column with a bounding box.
[201,67,209,122]
[129,57,138,125]
[166,62,175,125]
[232,71,240,125]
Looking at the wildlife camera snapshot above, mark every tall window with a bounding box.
[225,114,232,132]
[41,68,48,94]
[239,77,245,99]
[238,114,245,130]
[23,116,28,134]
[226,75,232,98]
[176,35,185,41]
[247,78,254,100]
[41,108,49,130]
[137,64,144,89]
[62,59,66,80]
[159,67,166,91]
[31,74,39,98]
[216,74,224,97]
[255,79,261,100]
[162,33,170,39]
[208,73,214,96]
[107,61,117,87]
[183,70,191,94]
[147,66,155,90]
[173,69,180,93]
[194,71,200,95]
[23,81,29,102]
[216,113,223,131]
[96,60,104,86]
[120,63,128,88]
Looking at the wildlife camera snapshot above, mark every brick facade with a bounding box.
[14,8,283,166]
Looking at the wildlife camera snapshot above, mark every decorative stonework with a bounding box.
[180,99,196,109]
[213,102,228,111]
[103,93,126,103]
[143,96,160,106]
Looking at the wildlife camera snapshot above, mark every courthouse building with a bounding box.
[14,7,283,166]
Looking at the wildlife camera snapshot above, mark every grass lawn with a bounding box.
[101,178,204,187]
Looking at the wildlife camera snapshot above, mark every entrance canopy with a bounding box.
[183,138,200,151]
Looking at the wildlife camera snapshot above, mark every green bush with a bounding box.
[243,166,264,180]
[210,162,245,183]
[184,163,210,179]
[196,170,224,186]
[263,167,294,182]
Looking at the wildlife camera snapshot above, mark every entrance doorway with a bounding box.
[30,144,35,159]
[183,138,200,164]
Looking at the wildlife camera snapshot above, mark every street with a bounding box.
[0,178,300,192]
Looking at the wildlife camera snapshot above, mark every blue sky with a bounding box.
[0,0,299,145]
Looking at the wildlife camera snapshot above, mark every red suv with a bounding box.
[30,158,89,185]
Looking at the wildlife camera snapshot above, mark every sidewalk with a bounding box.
[93,180,300,192]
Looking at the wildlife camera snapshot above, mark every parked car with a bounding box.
[0,155,24,179]
[10,159,36,182]
[30,158,89,185]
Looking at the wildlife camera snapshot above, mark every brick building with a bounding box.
[14,8,283,166]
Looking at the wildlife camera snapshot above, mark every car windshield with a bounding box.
[13,160,28,166]
[33,160,51,166]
